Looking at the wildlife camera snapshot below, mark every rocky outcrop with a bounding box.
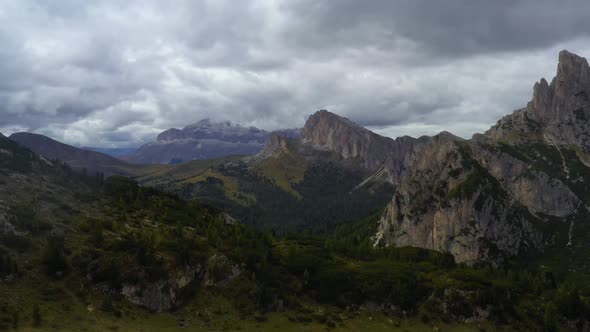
[0,203,17,236]
[119,264,204,312]
[262,133,291,155]
[203,254,243,287]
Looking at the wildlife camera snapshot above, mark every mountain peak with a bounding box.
[555,49,590,100]
[302,110,371,147]
[130,119,269,163]
[304,110,365,133]
[558,49,589,74]
[301,109,396,170]
[527,50,590,123]
[184,118,235,130]
[195,118,212,126]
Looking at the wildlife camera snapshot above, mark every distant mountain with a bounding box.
[82,146,137,158]
[124,119,275,164]
[9,132,138,176]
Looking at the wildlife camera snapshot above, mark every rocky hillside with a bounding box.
[124,119,272,164]
[375,50,590,264]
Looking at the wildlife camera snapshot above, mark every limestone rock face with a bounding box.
[475,143,579,217]
[302,110,397,171]
[262,133,291,155]
[301,110,451,182]
[529,50,590,123]
[376,125,589,262]
[375,140,537,265]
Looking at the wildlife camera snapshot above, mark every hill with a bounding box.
[9,132,139,177]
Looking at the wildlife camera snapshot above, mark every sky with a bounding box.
[1,0,590,148]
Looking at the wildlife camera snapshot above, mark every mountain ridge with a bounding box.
[125,119,271,164]
[9,132,134,176]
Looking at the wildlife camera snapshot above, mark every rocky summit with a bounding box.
[488,50,590,150]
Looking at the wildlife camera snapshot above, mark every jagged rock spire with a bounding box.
[528,50,590,123]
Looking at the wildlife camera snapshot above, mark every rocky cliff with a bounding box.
[300,110,432,181]
[301,110,397,170]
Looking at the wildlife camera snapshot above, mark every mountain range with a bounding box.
[123,119,282,164]
[7,50,590,268]
[1,50,590,330]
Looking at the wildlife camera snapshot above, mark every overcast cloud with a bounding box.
[1,0,590,147]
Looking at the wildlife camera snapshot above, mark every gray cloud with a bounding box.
[282,0,590,58]
[0,0,590,147]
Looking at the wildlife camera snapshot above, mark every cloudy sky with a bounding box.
[1,0,590,148]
